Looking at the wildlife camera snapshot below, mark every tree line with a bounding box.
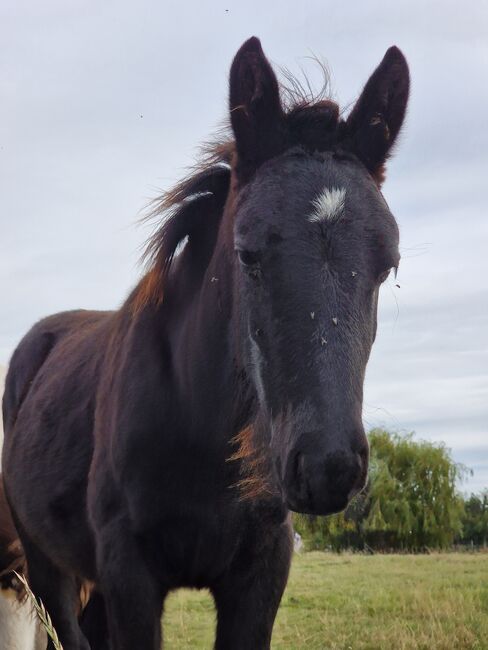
[294,429,488,552]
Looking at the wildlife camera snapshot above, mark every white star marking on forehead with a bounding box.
[308,187,346,224]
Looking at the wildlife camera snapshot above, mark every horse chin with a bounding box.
[285,492,351,517]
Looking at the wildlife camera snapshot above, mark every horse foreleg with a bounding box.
[212,522,292,650]
[95,515,165,650]
[79,589,109,650]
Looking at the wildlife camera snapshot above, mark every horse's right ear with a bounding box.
[229,37,285,179]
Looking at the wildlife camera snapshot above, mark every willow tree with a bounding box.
[363,429,467,550]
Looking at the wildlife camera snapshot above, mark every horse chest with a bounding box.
[134,507,249,588]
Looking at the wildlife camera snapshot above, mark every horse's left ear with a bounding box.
[345,46,410,182]
[229,37,285,179]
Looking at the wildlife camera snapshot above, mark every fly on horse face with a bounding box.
[2,37,409,649]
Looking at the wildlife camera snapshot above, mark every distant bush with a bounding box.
[294,428,471,552]
[459,490,488,547]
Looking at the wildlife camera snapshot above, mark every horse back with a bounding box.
[2,310,112,436]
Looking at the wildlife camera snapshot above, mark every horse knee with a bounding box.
[94,524,163,650]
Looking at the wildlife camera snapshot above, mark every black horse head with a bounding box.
[229,38,409,515]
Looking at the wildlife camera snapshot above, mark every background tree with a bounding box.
[362,429,467,549]
[461,491,488,546]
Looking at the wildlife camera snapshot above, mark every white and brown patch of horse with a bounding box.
[0,475,96,648]
[0,478,47,650]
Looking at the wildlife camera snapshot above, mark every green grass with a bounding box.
[163,552,488,649]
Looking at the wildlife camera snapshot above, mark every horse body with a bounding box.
[3,266,292,648]
[2,36,409,649]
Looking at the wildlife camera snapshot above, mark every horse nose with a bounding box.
[284,434,368,515]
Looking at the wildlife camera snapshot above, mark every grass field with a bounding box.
[163,552,488,649]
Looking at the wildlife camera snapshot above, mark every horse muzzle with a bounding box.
[282,430,369,515]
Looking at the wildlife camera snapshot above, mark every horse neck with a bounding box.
[163,237,254,442]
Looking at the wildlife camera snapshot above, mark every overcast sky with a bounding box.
[1,1,487,492]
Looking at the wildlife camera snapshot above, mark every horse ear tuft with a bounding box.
[345,46,410,182]
[229,37,285,179]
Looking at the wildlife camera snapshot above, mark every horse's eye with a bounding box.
[237,249,261,267]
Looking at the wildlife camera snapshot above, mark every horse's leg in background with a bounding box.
[79,590,109,650]
[212,522,293,650]
[18,531,89,650]
[95,514,164,650]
